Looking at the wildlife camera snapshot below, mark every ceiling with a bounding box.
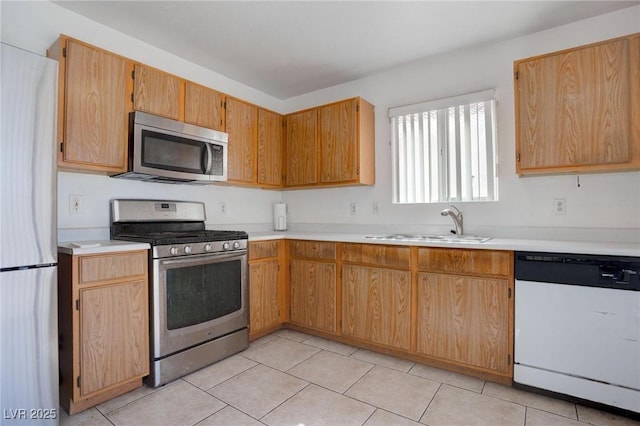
[55,1,638,100]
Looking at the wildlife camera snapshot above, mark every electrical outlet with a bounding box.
[553,198,566,215]
[219,202,226,214]
[69,195,82,214]
[350,202,358,215]
[372,201,380,215]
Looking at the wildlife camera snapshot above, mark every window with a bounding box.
[390,90,497,203]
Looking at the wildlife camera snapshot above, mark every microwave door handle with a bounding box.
[204,143,213,174]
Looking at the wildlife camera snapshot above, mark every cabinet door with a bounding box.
[79,279,148,396]
[342,265,411,351]
[286,110,318,186]
[62,39,130,172]
[319,98,358,183]
[416,273,510,374]
[184,82,225,131]
[249,260,280,336]
[133,63,183,120]
[290,259,336,332]
[226,98,257,183]
[258,109,284,187]
[516,36,637,173]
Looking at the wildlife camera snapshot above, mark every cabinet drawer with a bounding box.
[290,240,336,260]
[79,251,147,284]
[341,243,411,269]
[417,248,512,277]
[249,240,281,261]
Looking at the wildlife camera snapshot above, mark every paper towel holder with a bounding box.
[273,202,287,231]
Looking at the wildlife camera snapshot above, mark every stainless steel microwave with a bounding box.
[112,111,228,184]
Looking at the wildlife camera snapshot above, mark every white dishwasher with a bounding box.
[514,252,640,414]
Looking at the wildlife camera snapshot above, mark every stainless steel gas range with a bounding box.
[111,199,249,387]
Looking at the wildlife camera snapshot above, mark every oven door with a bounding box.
[152,251,248,359]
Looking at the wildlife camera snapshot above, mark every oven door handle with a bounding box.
[159,251,246,267]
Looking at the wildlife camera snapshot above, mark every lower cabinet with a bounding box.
[342,265,411,351]
[58,249,149,415]
[288,241,337,334]
[416,273,511,374]
[248,240,286,339]
[264,240,514,384]
[415,247,514,380]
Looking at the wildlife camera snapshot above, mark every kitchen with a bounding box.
[1,1,639,425]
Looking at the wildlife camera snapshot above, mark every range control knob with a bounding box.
[204,244,212,252]
[169,246,178,255]
[232,241,241,250]
[184,245,192,254]
[222,242,231,251]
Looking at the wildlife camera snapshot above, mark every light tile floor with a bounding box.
[61,329,640,426]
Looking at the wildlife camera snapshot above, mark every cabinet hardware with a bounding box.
[514,70,519,80]
[356,102,359,112]
[507,355,511,365]
[75,299,79,310]
[62,47,67,58]
[508,288,512,298]
[516,153,521,163]
[131,70,135,80]
[76,376,80,388]
[60,143,64,154]
[130,93,134,102]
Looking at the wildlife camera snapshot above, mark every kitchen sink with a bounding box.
[365,234,492,243]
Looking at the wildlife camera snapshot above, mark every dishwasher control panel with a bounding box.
[515,252,640,291]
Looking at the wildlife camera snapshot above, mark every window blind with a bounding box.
[390,90,497,203]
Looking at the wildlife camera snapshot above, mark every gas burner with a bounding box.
[110,199,248,258]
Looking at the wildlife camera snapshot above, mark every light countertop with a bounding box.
[248,231,640,257]
[58,240,150,255]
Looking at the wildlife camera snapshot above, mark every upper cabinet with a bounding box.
[226,98,258,184]
[132,63,184,121]
[515,33,640,175]
[258,108,285,187]
[286,109,318,186]
[48,36,132,173]
[285,97,375,188]
[48,36,375,187]
[319,98,375,184]
[184,81,225,131]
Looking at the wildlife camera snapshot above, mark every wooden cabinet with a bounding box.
[248,240,286,339]
[285,97,375,188]
[416,248,513,379]
[319,98,375,185]
[341,243,411,351]
[132,63,184,121]
[184,81,225,131]
[289,241,337,333]
[48,36,132,173]
[226,98,258,184]
[515,33,640,175]
[286,109,318,186]
[258,108,285,187]
[58,249,149,414]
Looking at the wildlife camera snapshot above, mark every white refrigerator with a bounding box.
[0,43,59,425]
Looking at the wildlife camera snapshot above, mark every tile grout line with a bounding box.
[418,381,443,424]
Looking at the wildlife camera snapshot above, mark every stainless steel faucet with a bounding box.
[440,205,463,235]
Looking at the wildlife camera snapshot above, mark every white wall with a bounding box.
[1,1,283,241]
[282,6,640,242]
[2,2,639,243]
